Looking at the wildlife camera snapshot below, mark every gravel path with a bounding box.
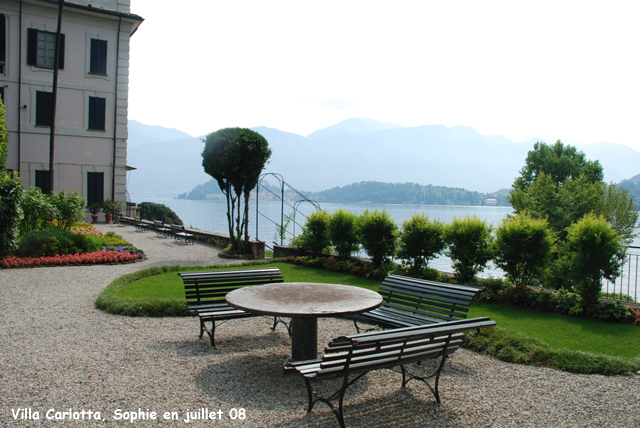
[1,223,638,427]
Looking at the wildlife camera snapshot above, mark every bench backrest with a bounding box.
[180,268,284,307]
[379,274,484,322]
[311,317,496,379]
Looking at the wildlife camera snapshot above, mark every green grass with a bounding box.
[95,260,640,375]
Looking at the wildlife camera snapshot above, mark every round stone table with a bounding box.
[226,282,382,365]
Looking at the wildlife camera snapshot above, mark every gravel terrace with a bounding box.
[1,223,638,427]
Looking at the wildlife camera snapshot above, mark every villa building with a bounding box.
[0,0,142,210]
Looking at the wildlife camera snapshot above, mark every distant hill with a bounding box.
[308,181,510,206]
[125,118,640,199]
[619,173,640,209]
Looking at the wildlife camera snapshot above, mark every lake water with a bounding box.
[140,197,513,277]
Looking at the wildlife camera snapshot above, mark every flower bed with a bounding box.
[1,251,141,268]
[1,223,145,268]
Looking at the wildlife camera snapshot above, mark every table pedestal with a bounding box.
[291,317,318,361]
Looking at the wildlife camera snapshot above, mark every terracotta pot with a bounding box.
[113,216,121,224]
[91,215,98,223]
[105,214,112,223]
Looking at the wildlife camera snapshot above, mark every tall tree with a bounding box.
[48,0,64,194]
[202,128,271,252]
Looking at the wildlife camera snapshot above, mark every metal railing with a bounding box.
[602,246,640,303]
[255,173,320,250]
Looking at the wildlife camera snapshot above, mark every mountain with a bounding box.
[127,120,193,147]
[125,121,208,198]
[306,117,401,140]
[126,118,640,199]
[619,173,640,209]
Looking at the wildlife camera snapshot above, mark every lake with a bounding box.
[139,197,513,277]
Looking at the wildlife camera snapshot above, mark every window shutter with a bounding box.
[27,28,37,65]
[58,33,65,69]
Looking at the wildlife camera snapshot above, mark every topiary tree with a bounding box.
[138,202,182,225]
[202,128,272,252]
[558,214,624,308]
[493,213,555,287]
[0,97,8,171]
[358,209,398,269]
[328,208,359,259]
[397,213,445,272]
[443,215,494,284]
[298,210,331,255]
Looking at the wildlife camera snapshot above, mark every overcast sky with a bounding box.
[128,0,640,151]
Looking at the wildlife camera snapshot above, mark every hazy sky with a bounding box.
[128,0,640,151]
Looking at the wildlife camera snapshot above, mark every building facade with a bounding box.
[0,0,142,209]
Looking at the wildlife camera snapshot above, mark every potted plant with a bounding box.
[89,203,102,223]
[102,199,116,223]
[111,200,123,224]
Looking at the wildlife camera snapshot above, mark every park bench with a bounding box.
[133,217,149,232]
[350,274,484,333]
[292,317,496,428]
[179,267,285,347]
[153,220,172,238]
[171,224,195,244]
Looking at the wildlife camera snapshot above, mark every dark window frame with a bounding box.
[0,14,6,75]
[88,96,106,130]
[27,28,65,69]
[35,170,51,195]
[89,38,107,75]
[36,90,53,127]
[87,171,104,206]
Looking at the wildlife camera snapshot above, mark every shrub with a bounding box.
[443,215,493,284]
[20,187,55,234]
[358,209,398,269]
[558,214,624,308]
[51,190,86,232]
[328,208,359,259]
[0,171,23,258]
[138,202,182,225]
[15,229,100,258]
[397,213,445,272]
[493,213,555,287]
[298,210,331,255]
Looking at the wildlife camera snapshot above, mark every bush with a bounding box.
[358,209,398,269]
[15,229,100,257]
[298,210,331,255]
[328,208,359,259]
[52,190,86,232]
[443,215,493,284]
[0,171,23,258]
[20,187,55,234]
[138,202,182,225]
[397,213,445,272]
[558,214,624,308]
[493,213,555,287]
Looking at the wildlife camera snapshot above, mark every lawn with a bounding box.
[99,261,640,364]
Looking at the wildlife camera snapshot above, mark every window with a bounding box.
[88,96,106,130]
[0,87,4,103]
[36,91,53,126]
[27,28,65,69]
[35,170,51,195]
[0,15,6,75]
[90,39,107,75]
[87,172,104,206]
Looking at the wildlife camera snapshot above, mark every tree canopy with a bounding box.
[202,128,271,252]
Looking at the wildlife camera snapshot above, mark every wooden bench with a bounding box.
[153,220,172,238]
[350,274,484,332]
[171,224,195,244]
[179,268,285,347]
[293,317,496,428]
[133,217,149,232]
